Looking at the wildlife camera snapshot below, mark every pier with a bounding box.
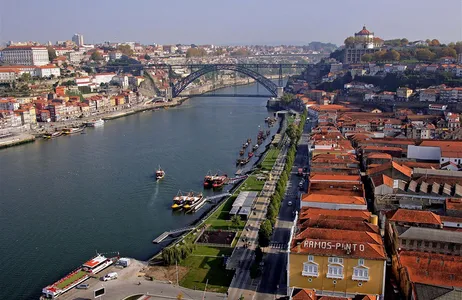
[152,226,195,244]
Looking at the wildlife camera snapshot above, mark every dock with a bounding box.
[152,226,195,244]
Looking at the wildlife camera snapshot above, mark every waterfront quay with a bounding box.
[0,82,286,299]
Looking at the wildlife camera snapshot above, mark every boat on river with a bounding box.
[182,192,204,210]
[156,166,165,180]
[43,132,62,139]
[239,149,245,156]
[172,191,202,210]
[236,157,250,166]
[41,254,118,299]
[248,152,254,158]
[212,174,228,189]
[252,144,259,151]
[84,119,104,127]
[62,127,84,135]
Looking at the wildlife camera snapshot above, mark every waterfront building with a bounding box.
[288,208,387,298]
[72,33,84,47]
[0,98,20,111]
[344,26,383,64]
[1,46,49,66]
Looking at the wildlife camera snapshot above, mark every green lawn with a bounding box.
[180,246,234,293]
[239,175,265,191]
[55,270,87,289]
[261,148,280,171]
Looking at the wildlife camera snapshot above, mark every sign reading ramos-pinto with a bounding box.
[303,240,365,252]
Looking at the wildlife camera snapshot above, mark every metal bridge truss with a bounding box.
[172,64,279,98]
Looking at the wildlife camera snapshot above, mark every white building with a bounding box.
[109,51,122,60]
[72,34,84,47]
[67,51,84,64]
[0,69,18,83]
[1,46,49,66]
[93,73,116,85]
[37,65,61,78]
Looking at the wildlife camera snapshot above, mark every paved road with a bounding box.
[256,120,311,300]
[61,260,225,300]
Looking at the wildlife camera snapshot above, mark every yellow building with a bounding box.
[288,208,387,298]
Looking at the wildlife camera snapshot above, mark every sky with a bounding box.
[1,0,461,46]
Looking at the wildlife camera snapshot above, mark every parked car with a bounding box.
[102,272,118,281]
[76,283,89,289]
[288,201,293,206]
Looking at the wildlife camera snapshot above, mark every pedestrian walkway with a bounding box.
[227,141,289,300]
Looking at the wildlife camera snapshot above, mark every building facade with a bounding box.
[344,26,383,64]
[1,46,49,66]
[72,34,84,47]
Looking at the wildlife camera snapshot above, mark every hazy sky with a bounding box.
[1,0,461,46]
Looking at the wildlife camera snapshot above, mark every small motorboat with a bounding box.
[156,166,165,180]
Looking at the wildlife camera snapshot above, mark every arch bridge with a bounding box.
[145,63,310,99]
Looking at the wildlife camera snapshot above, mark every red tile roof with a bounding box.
[446,198,462,211]
[398,251,462,288]
[389,209,442,225]
[301,194,366,205]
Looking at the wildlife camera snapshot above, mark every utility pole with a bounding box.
[176,259,179,286]
[202,278,209,300]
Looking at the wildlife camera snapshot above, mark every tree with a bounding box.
[19,73,31,82]
[91,51,103,61]
[373,50,387,61]
[430,39,440,47]
[400,38,409,46]
[258,220,272,247]
[416,48,436,61]
[144,54,151,60]
[453,42,462,54]
[281,93,294,103]
[47,47,57,61]
[438,47,457,58]
[285,124,298,143]
[117,44,134,56]
[231,215,242,228]
[344,36,356,47]
[186,47,207,58]
[214,48,225,56]
[383,49,400,61]
[361,53,373,62]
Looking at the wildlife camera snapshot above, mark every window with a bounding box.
[308,255,314,262]
[353,267,369,281]
[358,259,365,266]
[327,266,344,279]
[302,262,319,277]
[328,257,344,265]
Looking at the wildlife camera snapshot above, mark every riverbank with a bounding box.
[0,133,36,149]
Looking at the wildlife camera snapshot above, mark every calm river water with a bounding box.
[0,83,279,299]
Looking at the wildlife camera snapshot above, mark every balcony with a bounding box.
[302,271,319,277]
[326,273,344,279]
[352,275,370,281]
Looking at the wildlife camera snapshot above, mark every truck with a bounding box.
[118,258,131,268]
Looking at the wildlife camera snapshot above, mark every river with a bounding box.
[0,82,280,299]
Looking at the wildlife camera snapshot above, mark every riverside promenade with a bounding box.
[227,138,289,300]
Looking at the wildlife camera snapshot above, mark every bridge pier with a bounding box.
[166,87,173,101]
[277,87,284,99]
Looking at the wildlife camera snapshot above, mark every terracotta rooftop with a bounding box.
[389,209,442,225]
[301,194,366,205]
[366,152,393,160]
[299,218,379,234]
[398,251,462,288]
[309,174,362,183]
[299,207,371,222]
[446,198,462,211]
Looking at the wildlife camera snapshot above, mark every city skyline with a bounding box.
[1,0,462,46]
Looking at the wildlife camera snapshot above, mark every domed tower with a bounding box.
[354,25,375,49]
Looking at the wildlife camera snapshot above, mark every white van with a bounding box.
[102,272,118,281]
